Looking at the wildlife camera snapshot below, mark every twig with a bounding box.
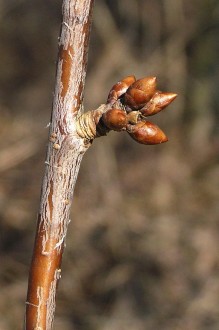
[25,1,95,329]
[25,1,177,329]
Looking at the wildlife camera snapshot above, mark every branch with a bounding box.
[25,1,94,329]
[25,1,177,329]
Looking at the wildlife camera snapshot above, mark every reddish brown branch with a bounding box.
[25,1,177,328]
[25,1,94,329]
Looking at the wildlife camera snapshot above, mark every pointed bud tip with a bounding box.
[140,91,177,116]
[141,76,157,81]
[150,76,157,83]
[165,92,177,102]
[161,135,168,143]
[171,93,177,98]
[136,76,157,86]
[157,92,177,108]
[154,128,168,144]
[121,75,136,85]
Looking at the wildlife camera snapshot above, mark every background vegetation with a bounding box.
[0,1,219,329]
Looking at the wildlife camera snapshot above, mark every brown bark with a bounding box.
[24,2,177,328]
[25,1,95,329]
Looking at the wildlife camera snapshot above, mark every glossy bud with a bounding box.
[102,108,128,131]
[127,120,168,145]
[124,77,157,110]
[140,91,177,116]
[107,75,136,104]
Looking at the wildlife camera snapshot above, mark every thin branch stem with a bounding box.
[25,1,94,329]
[25,2,177,328]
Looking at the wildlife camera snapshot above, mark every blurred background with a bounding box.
[0,0,219,329]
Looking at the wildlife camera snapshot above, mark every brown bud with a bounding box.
[102,108,128,131]
[107,75,136,104]
[131,77,157,94]
[127,120,168,145]
[124,76,157,110]
[140,91,177,116]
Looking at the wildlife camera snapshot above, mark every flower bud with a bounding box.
[140,91,177,116]
[107,75,136,104]
[124,76,157,110]
[127,120,168,145]
[102,108,128,131]
[121,75,136,86]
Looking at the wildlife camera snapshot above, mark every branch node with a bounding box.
[76,105,107,141]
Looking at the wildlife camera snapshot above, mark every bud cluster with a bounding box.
[103,76,177,145]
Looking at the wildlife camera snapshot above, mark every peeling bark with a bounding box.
[25,1,95,329]
[25,1,177,328]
